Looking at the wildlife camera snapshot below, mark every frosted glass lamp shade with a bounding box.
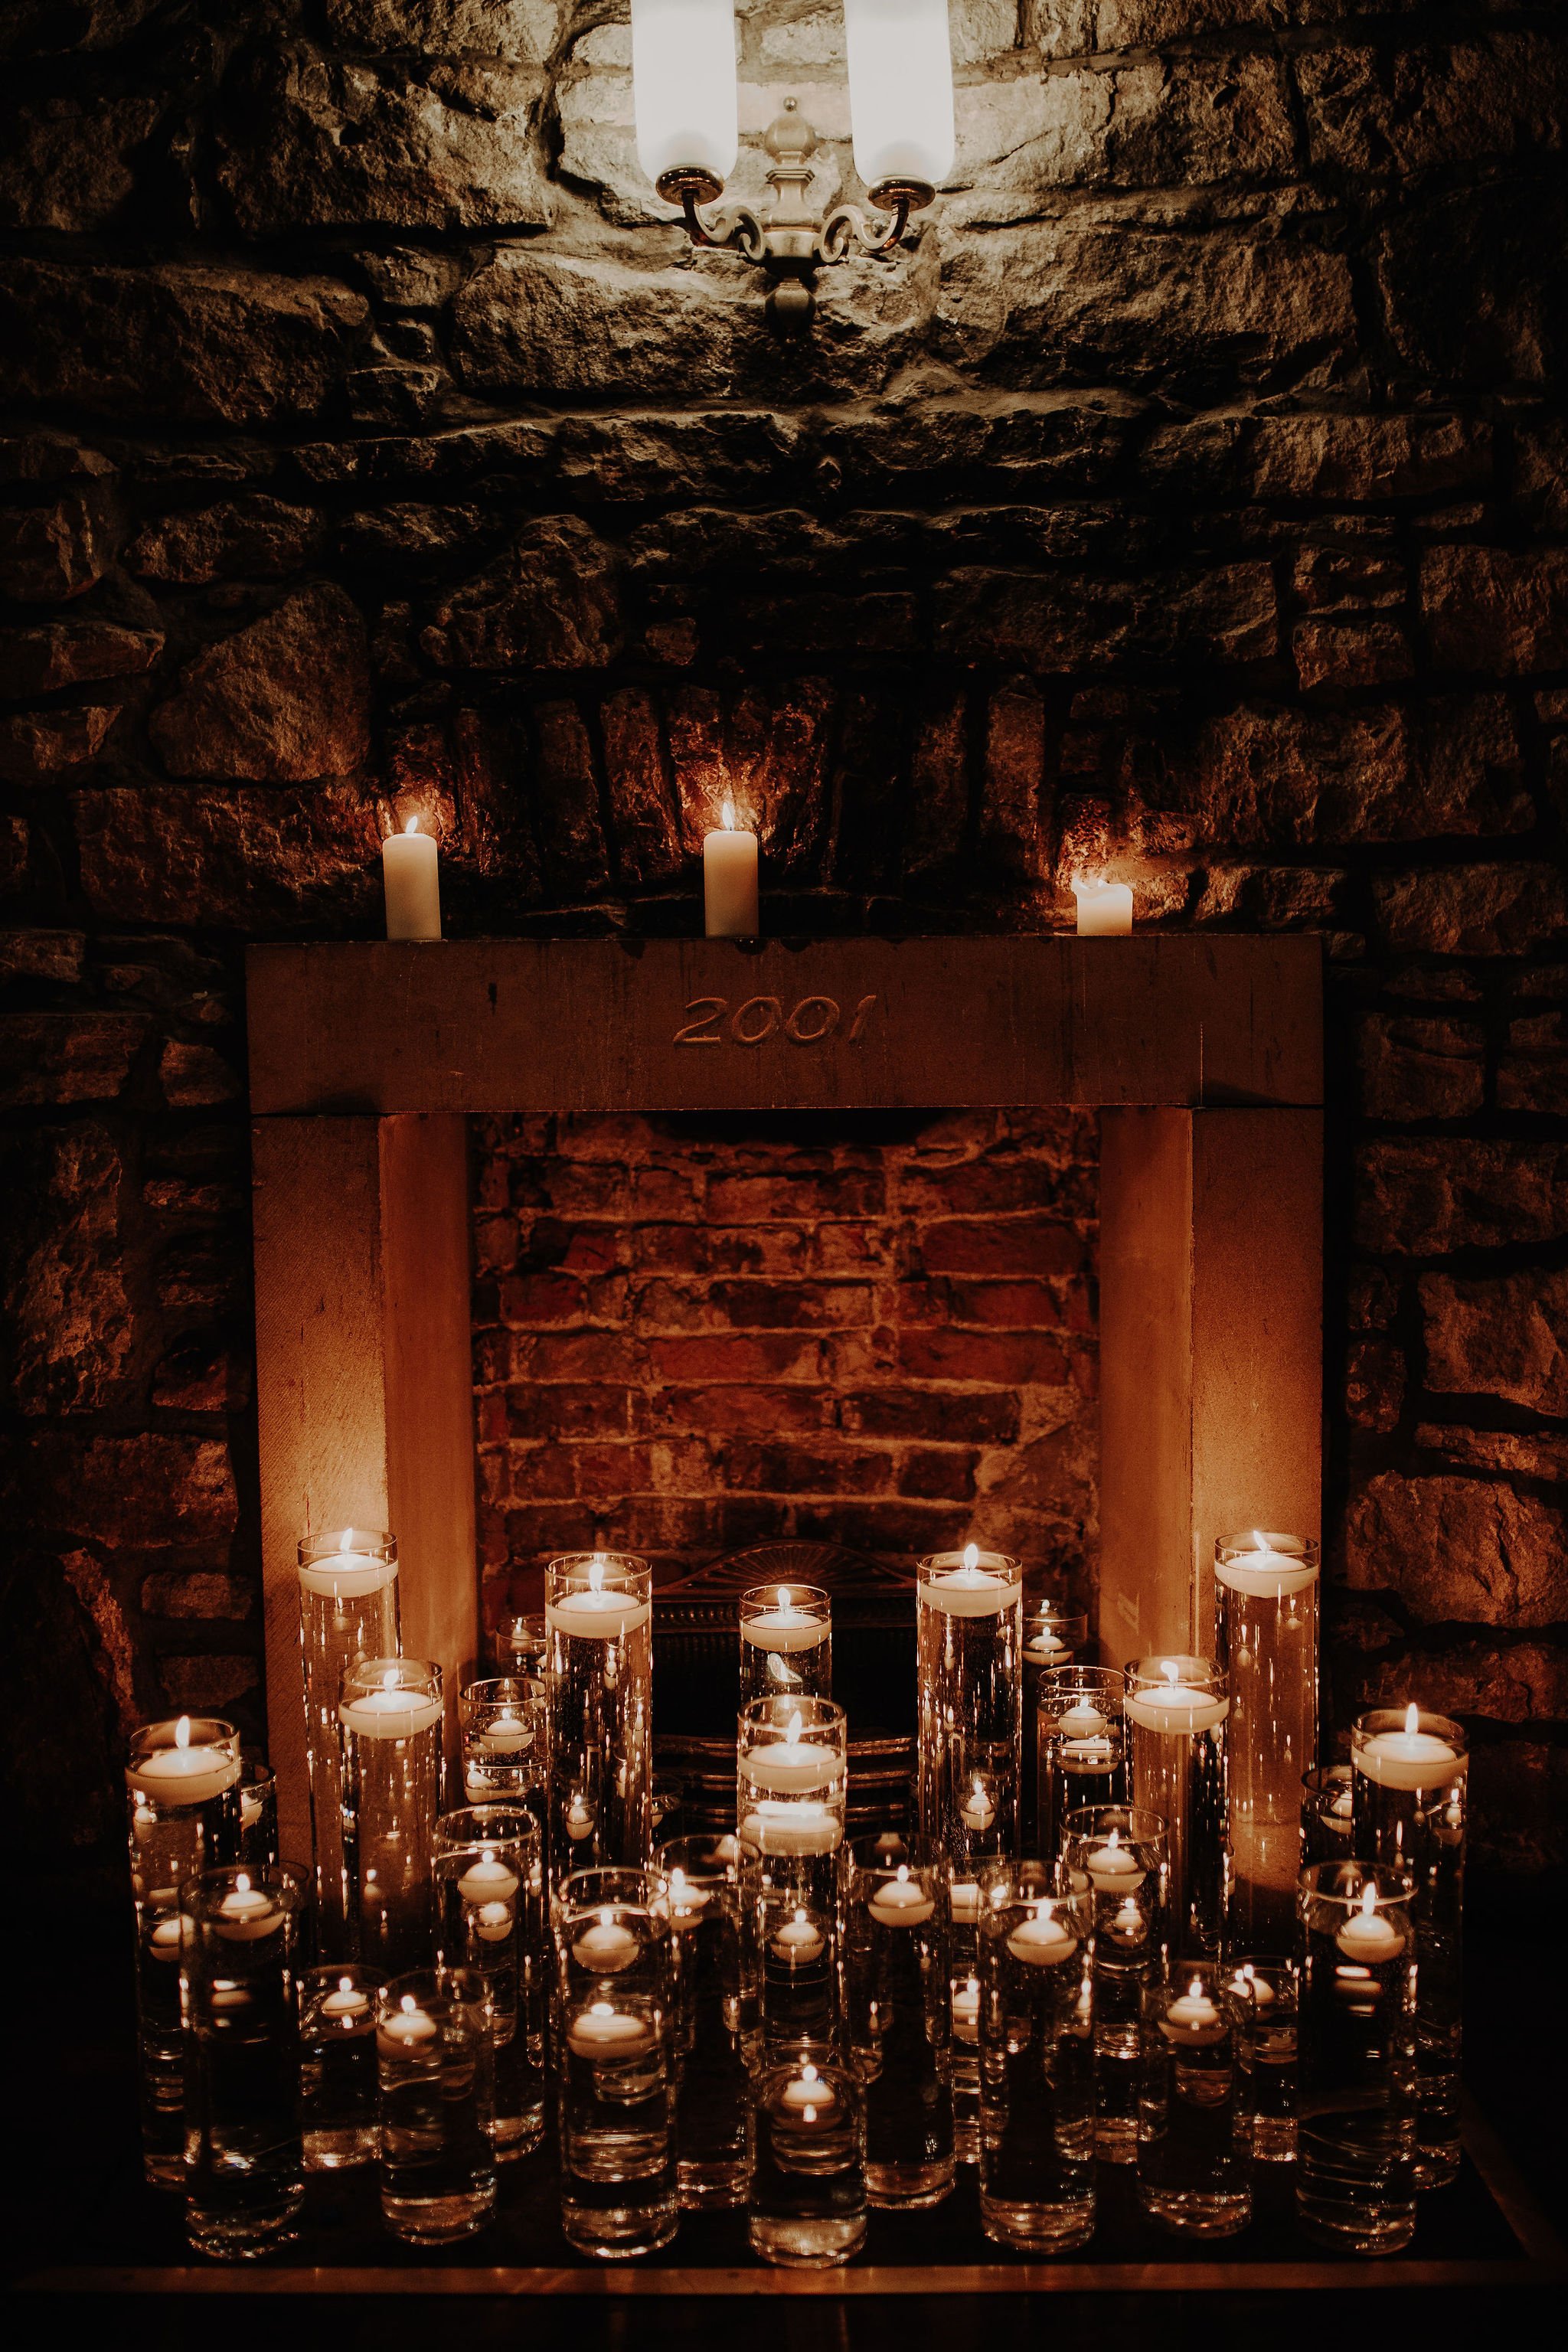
[844,0,956,193]
[632,0,740,191]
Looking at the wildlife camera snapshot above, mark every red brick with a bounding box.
[474,1214,518,1276]
[707,1170,885,1223]
[842,1388,1021,1443]
[631,1167,702,1220]
[648,1334,822,1383]
[522,1333,643,1382]
[898,1161,1067,1217]
[917,1217,1089,1276]
[794,1500,969,1554]
[631,1223,710,1272]
[649,1438,714,1491]
[501,1383,629,1439]
[573,1442,655,1500]
[897,1449,982,1501]
[475,1390,509,1442]
[551,1225,622,1275]
[498,1271,592,1325]
[709,1225,812,1276]
[809,1223,888,1274]
[946,1279,1067,1329]
[628,1279,708,1331]
[712,1279,874,1330]
[721,1441,892,1494]
[506,1443,577,1498]
[645,1385,833,1437]
[529,1164,629,1218]
[897,1329,1073,1384]
[503,1503,600,1556]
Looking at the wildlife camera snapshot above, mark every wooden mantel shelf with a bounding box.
[247,933,1323,1117]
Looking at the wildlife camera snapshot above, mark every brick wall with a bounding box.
[473,1109,1099,1616]
[0,2,1564,1879]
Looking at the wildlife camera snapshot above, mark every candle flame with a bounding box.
[338,1977,353,1995]
[670,1868,685,1897]
[1361,1885,1377,1919]
[1106,1828,1119,1851]
[1252,1529,1268,1553]
[590,2000,614,2019]
[1403,1702,1419,1737]
[721,795,736,831]
[599,1907,614,1929]
[794,1907,807,1927]
[481,1848,494,1867]
[779,1588,791,1609]
[896,1864,909,1885]
[801,2063,818,2086]
[786,1711,802,1746]
[962,1541,978,1573]
[589,1555,605,1594]
[383,1666,399,1690]
[236,1873,250,1894]
[400,1993,416,2015]
[1188,1976,1203,2001]
[1162,1659,1180,1684]
[175,1715,191,1749]
[404,816,419,835]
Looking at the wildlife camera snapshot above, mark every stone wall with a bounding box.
[0,1,1564,1877]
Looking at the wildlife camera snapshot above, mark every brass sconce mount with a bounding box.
[658,97,931,327]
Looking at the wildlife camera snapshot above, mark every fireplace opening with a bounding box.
[472,1106,1099,1752]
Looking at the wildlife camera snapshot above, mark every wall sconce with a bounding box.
[631,0,955,325]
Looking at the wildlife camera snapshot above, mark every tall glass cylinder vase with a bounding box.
[435,1805,546,2159]
[661,1833,752,2207]
[844,1835,953,2207]
[740,1583,831,1709]
[1351,1706,1468,2190]
[739,1697,848,2059]
[544,1553,653,1883]
[1136,1963,1251,2238]
[126,1715,242,2186]
[494,1609,547,1680]
[340,1657,443,1974]
[1021,1602,1086,1850]
[297,1528,400,1958]
[1301,1763,1354,1868]
[1063,1804,1168,2164]
[1297,1864,1419,2252]
[975,1860,1096,2252]
[181,1863,309,2259]
[1037,1664,1127,1857]
[459,1676,545,1812]
[1214,1530,1319,1945]
[1124,1657,1230,1957]
[916,1547,1023,1863]
[554,1865,678,2259]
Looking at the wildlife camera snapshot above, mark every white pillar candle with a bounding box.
[746,1730,841,1795]
[743,1597,825,1654]
[1071,877,1132,936]
[382,818,442,941]
[566,1795,596,1843]
[917,1544,1022,1617]
[1354,1711,1465,1792]
[949,1879,979,1926]
[959,1782,996,1834]
[339,1677,444,1740]
[296,1541,397,1601]
[545,1581,653,1640]
[456,1852,519,1906]
[1057,1702,1108,1740]
[1122,1670,1229,1735]
[668,1870,711,1927]
[743,1801,840,1857]
[778,2063,838,2118]
[475,1901,512,1944]
[214,1877,279,1941]
[867,1869,935,1928]
[1005,1908,1077,1967]
[702,796,759,937]
[149,1915,183,1962]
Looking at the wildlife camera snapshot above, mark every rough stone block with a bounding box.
[423,517,622,671]
[324,0,565,64]
[1376,181,1565,387]
[149,585,371,782]
[1247,412,1490,502]
[141,1570,253,1621]
[936,561,1276,671]
[0,616,162,694]
[0,704,119,783]
[125,497,323,587]
[160,1655,258,1710]
[1419,1269,1568,1415]
[1421,544,1568,675]
[1372,862,1568,956]
[1358,1014,1485,1121]
[0,492,109,603]
[1499,1011,1568,1115]
[1415,1424,1568,1482]
[0,260,368,426]
[1343,1337,1405,1432]
[0,1122,134,1413]
[8,1431,238,1547]
[1344,1472,1564,1626]
[1354,1140,1568,1253]
[1293,619,1413,692]
[1298,35,1568,177]
[0,1012,148,1108]
[75,783,381,926]
[0,929,84,982]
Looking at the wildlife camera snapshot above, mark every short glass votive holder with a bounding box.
[459,1676,545,1808]
[126,1714,243,2187]
[493,1609,547,1678]
[340,1656,443,1975]
[1136,1962,1251,2238]
[1021,1602,1088,1848]
[377,1966,497,2243]
[1124,1656,1230,1956]
[844,1834,954,2209]
[749,2043,867,2269]
[740,1581,832,1707]
[545,1553,654,1878]
[1351,1707,1468,2191]
[1227,1951,1299,2164]
[1037,1665,1127,1858]
[297,1527,400,1958]
[1063,1804,1168,2164]
[181,1863,309,2259]
[554,1866,678,2259]
[660,1833,752,2208]
[435,1805,546,2160]
[976,1860,1097,2253]
[1296,1864,1419,2254]
[1300,1762,1355,1867]
[301,1963,381,2170]
[238,1756,279,1870]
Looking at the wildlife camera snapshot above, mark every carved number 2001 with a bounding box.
[674,993,878,1048]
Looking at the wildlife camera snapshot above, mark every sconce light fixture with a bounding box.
[632,0,955,325]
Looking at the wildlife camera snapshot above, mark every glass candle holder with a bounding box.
[844,1834,954,2208]
[1021,1602,1087,1847]
[554,1865,678,2259]
[1124,1657,1230,1956]
[916,1547,1023,1860]
[1063,1805,1169,2164]
[238,1756,278,1870]
[181,1863,308,2259]
[297,1528,400,1959]
[1301,1762,1355,1867]
[1215,1530,1319,1946]
[1037,1665,1127,1858]
[1227,1951,1299,2164]
[660,1832,752,2208]
[650,1771,687,1845]
[975,1860,1097,2253]
[126,1715,243,2187]
[494,1609,547,1679]
[947,1873,982,2165]
[435,1805,546,2161]
[377,1966,497,2243]
[301,1963,381,2169]
[459,1676,545,1809]
[738,1694,848,1857]
[1137,1962,1251,2238]
[340,1656,443,1974]
[749,2043,868,2269]
[545,1552,653,1881]
[1297,1864,1419,2253]
[740,1581,831,1708]
[738,1697,848,2060]
[1351,1706,1468,2191]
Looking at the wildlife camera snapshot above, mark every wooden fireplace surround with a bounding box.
[247,933,1325,1864]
